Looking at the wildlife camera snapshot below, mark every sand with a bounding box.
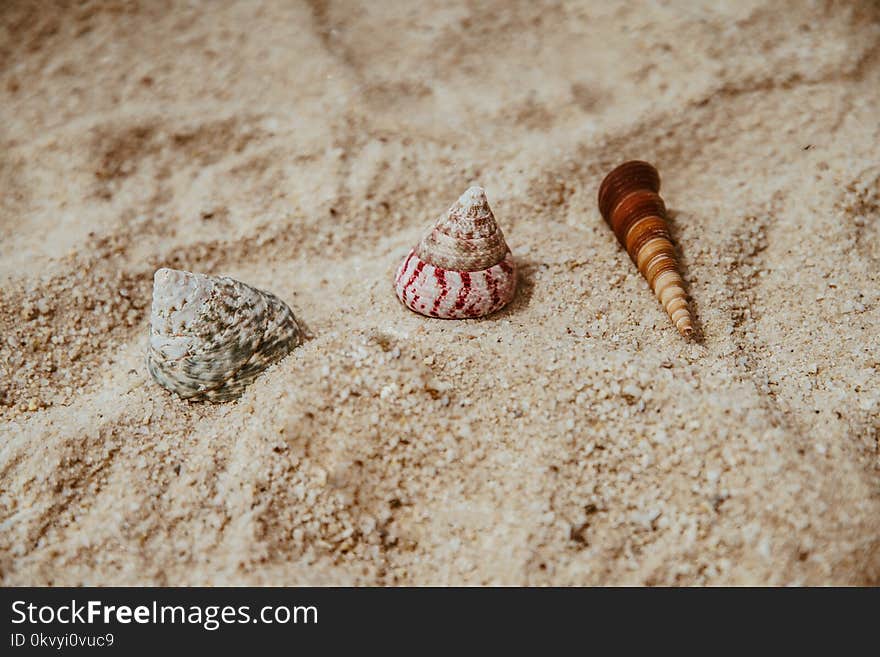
[1,0,878,586]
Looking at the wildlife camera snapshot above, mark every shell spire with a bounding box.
[395,186,517,318]
[597,161,694,337]
[147,268,303,401]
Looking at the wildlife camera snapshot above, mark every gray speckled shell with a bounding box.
[147,268,302,402]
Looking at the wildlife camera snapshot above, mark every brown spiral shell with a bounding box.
[598,161,694,337]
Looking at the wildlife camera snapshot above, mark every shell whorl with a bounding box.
[395,186,517,319]
[597,161,694,338]
[416,186,510,271]
[148,268,303,401]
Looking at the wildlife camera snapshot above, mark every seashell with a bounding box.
[394,186,517,318]
[598,161,694,337]
[147,268,303,402]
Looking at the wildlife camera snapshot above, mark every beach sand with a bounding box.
[1,0,878,585]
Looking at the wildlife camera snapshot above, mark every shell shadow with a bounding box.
[665,208,705,343]
[293,313,317,342]
[480,255,539,321]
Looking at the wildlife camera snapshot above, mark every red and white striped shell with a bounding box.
[394,187,517,319]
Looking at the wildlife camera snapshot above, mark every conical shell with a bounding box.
[395,187,517,318]
[597,161,694,337]
[148,268,303,401]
